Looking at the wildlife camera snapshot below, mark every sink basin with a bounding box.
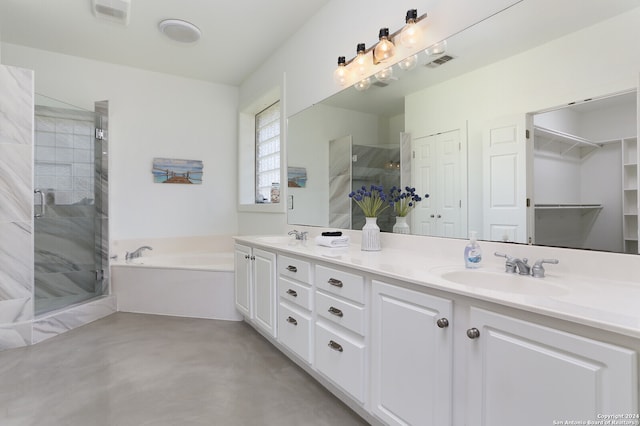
[436,268,569,296]
[255,236,297,245]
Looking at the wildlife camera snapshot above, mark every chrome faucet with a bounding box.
[287,230,308,241]
[495,252,558,277]
[125,246,153,261]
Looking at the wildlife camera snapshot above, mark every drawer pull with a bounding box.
[328,278,343,288]
[286,265,298,273]
[328,340,343,352]
[286,289,298,297]
[286,316,298,326]
[328,306,344,317]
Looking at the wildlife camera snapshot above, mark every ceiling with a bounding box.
[0,0,330,86]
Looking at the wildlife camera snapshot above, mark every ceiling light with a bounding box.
[158,19,202,43]
[374,66,394,83]
[92,0,131,25]
[355,43,368,76]
[354,77,371,92]
[425,40,447,58]
[398,54,418,71]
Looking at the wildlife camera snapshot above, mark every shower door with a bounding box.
[33,100,108,315]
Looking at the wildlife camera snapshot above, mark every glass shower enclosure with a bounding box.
[33,97,109,315]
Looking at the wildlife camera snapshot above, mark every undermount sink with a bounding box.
[255,235,298,245]
[435,268,569,296]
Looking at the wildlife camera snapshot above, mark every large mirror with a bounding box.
[287,0,640,254]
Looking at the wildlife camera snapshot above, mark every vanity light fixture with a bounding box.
[398,54,418,71]
[158,19,202,43]
[354,77,372,92]
[333,56,350,86]
[374,66,394,83]
[355,43,368,76]
[399,9,422,49]
[373,28,396,64]
[425,40,447,58]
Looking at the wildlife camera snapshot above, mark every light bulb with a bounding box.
[333,56,350,86]
[399,9,422,49]
[354,77,371,92]
[374,66,394,83]
[398,54,418,71]
[355,43,367,76]
[373,28,395,64]
[425,40,447,58]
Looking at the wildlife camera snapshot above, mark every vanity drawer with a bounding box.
[316,265,365,304]
[278,303,312,363]
[314,322,365,403]
[316,291,365,336]
[278,276,312,310]
[278,255,311,284]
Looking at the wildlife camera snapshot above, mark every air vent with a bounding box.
[425,54,455,68]
[92,0,131,25]
[373,81,390,87]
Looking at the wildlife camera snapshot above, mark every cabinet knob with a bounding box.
[286,316,298,326]
[466,328,480,339]
[437,214,442,219]
[250,255,255,260]
[244,254,250,259]
[328,278,343,288]
[436,318,449,328]
[328,340,344,352]
[286,265,298,273]
[328,306,344,317]
[430,214,435,218]
[286,289,298,297]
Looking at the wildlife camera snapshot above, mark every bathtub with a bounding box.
[111,237,242,321]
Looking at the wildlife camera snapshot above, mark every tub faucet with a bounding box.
[288,230,308,241]
[126,246,153,261]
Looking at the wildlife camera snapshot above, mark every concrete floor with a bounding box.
[0,313,368,426]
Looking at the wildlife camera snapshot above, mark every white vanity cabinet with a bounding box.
[466,307,638,426]
[233,244,277,338]
[371,280,454,426]
[314,264,367,404]
[277,254,313,363]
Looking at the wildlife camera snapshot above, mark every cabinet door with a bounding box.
[467,307,638,426]
[253,248,277,338]
[371,280,453,426]
[234,244,252,318]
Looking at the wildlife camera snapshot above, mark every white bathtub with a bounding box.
[111,247,242,321]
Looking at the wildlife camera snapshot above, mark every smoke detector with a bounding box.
[92,0,131,25]
[158,19,201,43]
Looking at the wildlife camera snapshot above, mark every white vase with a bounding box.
[361,217,381,251]
[393,216,410,234]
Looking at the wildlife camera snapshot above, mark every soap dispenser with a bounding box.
[464,231,482,268]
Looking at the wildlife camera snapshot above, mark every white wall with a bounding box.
[1,43,239,241]
[237,0,522,235]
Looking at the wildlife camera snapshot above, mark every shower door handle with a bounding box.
[34,189,45,218]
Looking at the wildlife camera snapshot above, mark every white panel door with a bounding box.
[467,307,637,426]
[371,280,453,426]
[412,129,463,237]
[482,115,532,243]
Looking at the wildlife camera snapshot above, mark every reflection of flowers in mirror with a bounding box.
[349,185,389,217]
[389,186,429,217]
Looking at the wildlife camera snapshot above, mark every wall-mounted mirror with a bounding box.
[287,0,640,254]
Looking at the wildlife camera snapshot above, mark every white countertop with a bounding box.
[235,234,640,340]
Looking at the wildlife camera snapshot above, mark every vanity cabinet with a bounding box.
[371,280,453,426]
[233,244,277,338]
[277,254,313,363]
[466,307,638,426]
[314,264,367,404]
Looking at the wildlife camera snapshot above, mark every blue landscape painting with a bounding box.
[152,158,203,184]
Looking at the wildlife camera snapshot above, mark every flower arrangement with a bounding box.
[348,185,389,217]
[388,186,429,217]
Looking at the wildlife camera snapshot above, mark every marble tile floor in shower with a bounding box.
[0,313,368,426]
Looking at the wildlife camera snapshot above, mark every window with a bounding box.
[255,101,280,203]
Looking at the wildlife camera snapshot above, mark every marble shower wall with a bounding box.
[0,65,35,349]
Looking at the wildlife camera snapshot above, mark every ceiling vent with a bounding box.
[92,0,131,25]
[425,54,455,68]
